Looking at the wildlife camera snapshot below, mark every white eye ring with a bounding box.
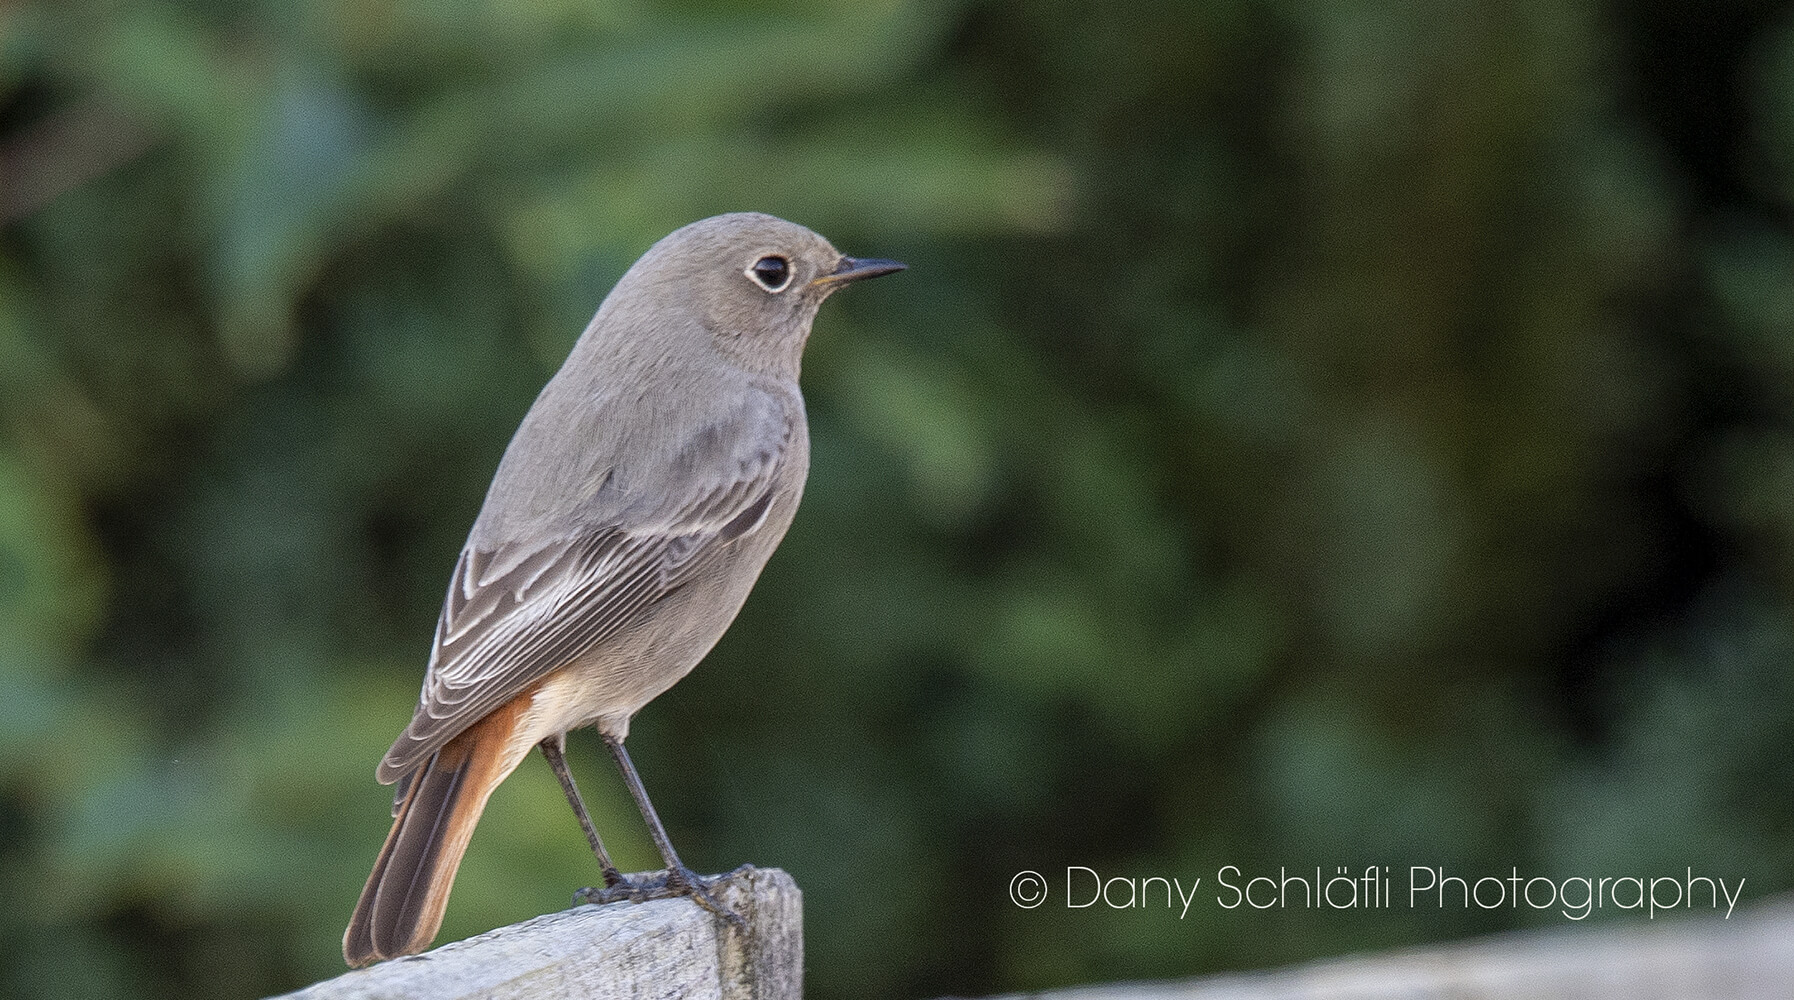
[746,255,793,292]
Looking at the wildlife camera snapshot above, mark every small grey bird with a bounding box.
[343,212,903,966]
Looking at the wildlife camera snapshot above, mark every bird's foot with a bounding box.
[572,864,753,931]
[572,880,646,906]
[572,864,648,904]
[665,864,751,931]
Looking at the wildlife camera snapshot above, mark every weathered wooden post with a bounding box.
[272,866,800,1000]
[970,896,1794,1000]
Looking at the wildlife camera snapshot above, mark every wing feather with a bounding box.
[377,395,794,783]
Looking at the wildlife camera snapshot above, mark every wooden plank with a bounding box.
[272,866,800,1000]
[970,897,1794,1000]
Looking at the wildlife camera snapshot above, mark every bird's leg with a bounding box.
[605,734,748,930]
[539,735,642,905]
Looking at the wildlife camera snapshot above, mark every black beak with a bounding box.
[813,256,907,287]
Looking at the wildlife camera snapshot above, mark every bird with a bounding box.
[342,212,904,967]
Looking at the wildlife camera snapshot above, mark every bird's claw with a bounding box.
[666,865,750,932]
[572,880,648,906]
[573,865,751,931]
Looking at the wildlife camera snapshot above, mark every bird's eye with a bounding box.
[748,255,792,292]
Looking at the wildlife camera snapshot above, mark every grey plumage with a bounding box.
[345,211,902,966]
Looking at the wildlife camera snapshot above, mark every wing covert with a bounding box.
[376,394,795,783]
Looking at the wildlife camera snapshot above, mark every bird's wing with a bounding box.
[376,393,794,783]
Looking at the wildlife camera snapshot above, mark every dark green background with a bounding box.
[3,1,1793,997]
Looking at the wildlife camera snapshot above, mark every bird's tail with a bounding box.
[343,698,531,967]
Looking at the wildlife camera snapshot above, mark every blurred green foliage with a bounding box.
[3,0,1794,997]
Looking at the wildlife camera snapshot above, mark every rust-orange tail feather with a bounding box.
[343,698,529,967]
